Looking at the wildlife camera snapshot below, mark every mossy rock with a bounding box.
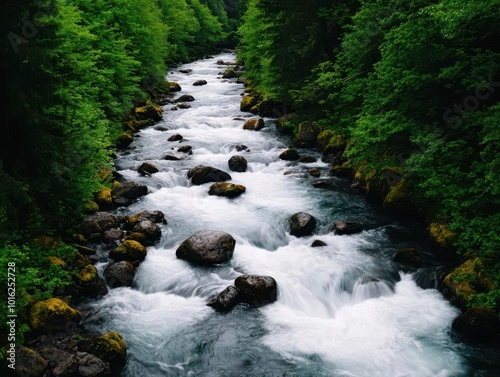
[168,81,182,92]
[208,182,246,198]
[441,258,492,309]
[330,163,351,178]
[110,240,147,262]
[382,179,422,221]
[79,332,127,375]
[275,113,298,134]
[240,95,258,112]
[452,307,500,342]
[295,121,319,148]
[29,298,82,333]
[85,200,99,214]
[35,235,61,249]
[16,347,48,377]
[94,187,114,210]
[47,256,66,268]
[134,104,162,122]
[116,132,133,149]
[428,222,457,256]
[77,265,108,297]
[249,103,260,114]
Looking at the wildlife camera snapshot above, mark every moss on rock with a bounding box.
[79,332,127,375]
[29,298,82,332]
[110,240,147,262]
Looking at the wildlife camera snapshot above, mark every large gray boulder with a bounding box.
[228,155,248,172]
[287,212,317,237]
[187,165,231,185]
[81,212,119,237]
[234,275,278,306]
[104,261,136,288]
[176,230,236,265]
[112,182,147,206]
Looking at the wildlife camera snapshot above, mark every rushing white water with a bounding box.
[82,53,477,376]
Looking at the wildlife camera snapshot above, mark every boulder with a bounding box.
[168,82,182,92]
[77,352,109,377]
[309,168,321,177]
[329,220,362,235]
[208,182,246,198]
[76,244,96,256]
[132,218,161,246]
[178,102,191,109]
[102,228,124,243]
[16,347,48,377]
[243,117,265,130]
[312,180,331,188]
[228,155,248,172]
[134,104,162,122]
[170,106,178,111]
[393,248,424,267]
[311,240,327,247]
[207,286,240,311]
[77,265,108,297]
[176,230,236,265]
[452,308,500,342]
[104,261,136,288]
[29,298,82,333]
[193,80,207,86]
[110,240,147,262]
[222,69,237,79]
[295,121,320,148]
[138,162,158,176]
[234,275,278,305]
[287,212,317,237]
[176,94,195,102]
[234,144,249,152]
[179,69,192,74]
[275,113,297,134]
[81,212,118,237]
[168,134,183,142]
[93,188,112,211]
[383,180,422,221]
[112,182,147,206]
[79,332,127,375]
[187,165,232,185]
[258,100,286,118]
[164,153,187,161]
[240,95,258,112]
[40,347,78,377]
[330,164,351,177]
[177,145,193,154]
[279,148,300,161]
[116,132,133,149]
[135,210,166,224]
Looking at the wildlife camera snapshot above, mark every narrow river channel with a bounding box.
[81,53,497,377]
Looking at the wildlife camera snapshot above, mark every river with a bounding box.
[81,53,498,376]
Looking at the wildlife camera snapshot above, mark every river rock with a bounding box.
[169,82,182,92]
[135,210,166,224]
[16,347,48,377]
[452,308,500,342]
[223,69,237,79]
[132,218,161,245]
[228,155,248,172]
[116,132,133,149]
[81,212,118,237]
[164,152,187,161]
[311,240,327,247]
[243,117,265,130]
[134,104,163,122]
[275,113,297,134]
[110,240,147,262]
[309,168,321,177]
[168,134,183,142]
[40,347,78,377]
[77,265,108,297]
[207,286,240,311]
[287,212,317,237]
[138,162,158,176]
[329,220,363,235]
[279,148,300,161]
[176,230,236,265]
[176,94,195,102]
[240,95,258,112]
[393,248,424,267]
[104,261,136,288]
[312,180,331,188]
[208,182,246,198]
[234,275,278,305]
[187,165,232,185]
[77,353,109,377]
[179,69,192,74]
[295,121,320,147]
[177,145,193,154]
[193,80,207,86]
[178,102,191,109]
[29,298,82,333]
[79,332,127,375]
[112,182,148,206]
[234,144,250,152]
[77,245,98,256]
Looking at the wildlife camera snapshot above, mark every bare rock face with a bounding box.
[287,212,317,237]
[234,275,278,306]
[176,230,236,265]
[187,165,232,185]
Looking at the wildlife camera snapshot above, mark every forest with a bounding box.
[1,0,499,370]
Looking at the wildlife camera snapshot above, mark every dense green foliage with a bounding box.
[238,0,500,309]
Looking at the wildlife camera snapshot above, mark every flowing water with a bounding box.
[82,53,499,376]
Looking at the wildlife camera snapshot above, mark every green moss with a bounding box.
[29,298,82,331]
